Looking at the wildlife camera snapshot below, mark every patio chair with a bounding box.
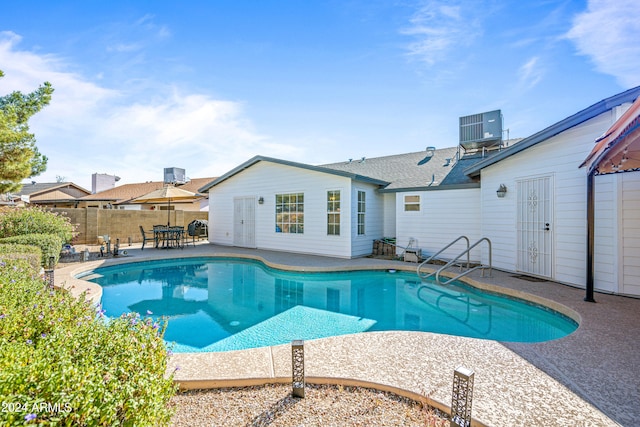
[139,225,156,250]
[186,222,198,247]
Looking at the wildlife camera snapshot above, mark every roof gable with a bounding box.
[198,155,390,193]
[15,182,91,198]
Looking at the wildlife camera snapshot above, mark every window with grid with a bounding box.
[357,190,366,235]
[275,193,304,233]
[327,190,340,235]
[404,195,420,212]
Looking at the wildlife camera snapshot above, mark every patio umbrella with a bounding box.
[132,184,202,226]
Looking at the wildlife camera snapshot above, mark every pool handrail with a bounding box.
[417,235,470,279]
[435,237,492,285]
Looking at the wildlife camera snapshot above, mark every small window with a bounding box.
[404,195,420,211]
[327,190,340,235]
[357,190,366,235]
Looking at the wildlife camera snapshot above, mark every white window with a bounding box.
[275,193,304,233]
[357,190,366,235]
[327,190,340,235]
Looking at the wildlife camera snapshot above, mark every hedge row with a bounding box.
[0,234,63,267]
[0,207,74,243]
[0,243,41,271]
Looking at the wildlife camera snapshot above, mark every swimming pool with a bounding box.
[81,257,578,352]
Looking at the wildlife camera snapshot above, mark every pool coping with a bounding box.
[55,243,637,427]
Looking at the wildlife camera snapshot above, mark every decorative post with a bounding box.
[450,366,474,427]
[291,340,305,398]
[44,256,55,287]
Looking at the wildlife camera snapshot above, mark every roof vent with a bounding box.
[459,110,502,151]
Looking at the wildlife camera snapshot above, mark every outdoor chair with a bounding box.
[186,222,197,247]
[139,225,156,250]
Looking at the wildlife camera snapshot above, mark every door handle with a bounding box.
[544,223,550,231]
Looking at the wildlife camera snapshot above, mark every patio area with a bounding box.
[56,243,640,426]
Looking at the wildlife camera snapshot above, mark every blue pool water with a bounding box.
[81,257,578,352]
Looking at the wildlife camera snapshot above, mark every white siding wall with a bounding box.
[621,171,640,296]
[350,184,385,257]
[395,188,482,261]
[480,110,617,287]
[593,174,618,293]
[208,161,361,258]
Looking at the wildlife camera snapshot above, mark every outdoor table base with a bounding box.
[153,227,185,249]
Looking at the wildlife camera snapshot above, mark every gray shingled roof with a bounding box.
[199,149,493,194]
[320,148,484,191]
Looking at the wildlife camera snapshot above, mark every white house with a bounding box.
[200,86,640,297]
[199,157,389,258]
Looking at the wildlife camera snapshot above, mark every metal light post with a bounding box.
[44,256,55,287]
[291,340,305,398]
[450,366,474,427]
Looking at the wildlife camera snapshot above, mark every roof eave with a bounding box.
[379,182,480,193]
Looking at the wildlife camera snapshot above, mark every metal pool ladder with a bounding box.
[417,236,492,285]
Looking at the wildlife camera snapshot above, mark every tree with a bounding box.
[0,69,54,193]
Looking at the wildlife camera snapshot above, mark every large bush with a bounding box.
[0,234,63,267]
[0,259,177,426]
[0,207,74,243]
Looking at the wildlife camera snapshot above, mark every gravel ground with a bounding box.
[169,383,449,427]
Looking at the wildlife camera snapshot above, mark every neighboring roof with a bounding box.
[15,182,90,197]
[581,95,640,175]
[464,85,640,177]
[198,156,390,193]
[13,182,91,203]
[321,148,485,192]
[80,177,214,204]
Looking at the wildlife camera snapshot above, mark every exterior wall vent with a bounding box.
[164,167,186,185]
[459,110,502,151]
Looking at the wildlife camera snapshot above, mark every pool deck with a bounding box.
[56,243,640,427]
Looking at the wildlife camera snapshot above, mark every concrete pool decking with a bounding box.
[56,243,640,426]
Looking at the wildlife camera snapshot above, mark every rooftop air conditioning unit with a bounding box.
[459,110,503,151]
[164,167,186,185]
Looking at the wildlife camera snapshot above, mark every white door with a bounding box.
[233,197,256,248]
[516,176,553,277]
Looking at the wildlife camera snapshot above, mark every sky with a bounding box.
[1,0,639,191]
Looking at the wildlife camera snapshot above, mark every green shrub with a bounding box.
[0,259,177,426]
[0,243,42,271]
[0,234,63,267]
[0,207,75,243]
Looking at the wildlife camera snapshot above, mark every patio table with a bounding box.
[153,226,185,249]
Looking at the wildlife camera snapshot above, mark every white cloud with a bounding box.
[566,0,640,88]
[0,31,295,189]
[400,1,482,66]
[517,56,544,90]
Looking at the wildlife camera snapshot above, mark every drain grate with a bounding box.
[511,274,548,283]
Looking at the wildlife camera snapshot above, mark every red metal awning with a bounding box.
[581,96,640,175]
